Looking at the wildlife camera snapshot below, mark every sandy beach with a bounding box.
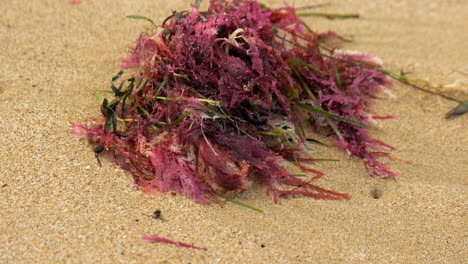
[0,0,466,263]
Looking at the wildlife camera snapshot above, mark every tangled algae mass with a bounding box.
[71,0,398,203]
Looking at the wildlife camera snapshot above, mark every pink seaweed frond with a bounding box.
[142,234,207,251]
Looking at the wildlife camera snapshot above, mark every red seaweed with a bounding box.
[71,0,398,203]
[142,234,208,250]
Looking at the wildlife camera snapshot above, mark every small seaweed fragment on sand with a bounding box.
[446,101,468,119]
[71,0,400,203]
[142,235,208,251]
[380,69,467,118]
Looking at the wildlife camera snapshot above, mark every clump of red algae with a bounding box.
[71,0,398,203]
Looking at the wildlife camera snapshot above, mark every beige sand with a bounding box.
[0,0,466,263]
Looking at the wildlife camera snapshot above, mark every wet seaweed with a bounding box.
[71,0,401,204]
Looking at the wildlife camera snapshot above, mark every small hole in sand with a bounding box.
[371,188,383,199]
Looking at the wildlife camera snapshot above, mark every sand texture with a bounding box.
[0,0,467,263]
